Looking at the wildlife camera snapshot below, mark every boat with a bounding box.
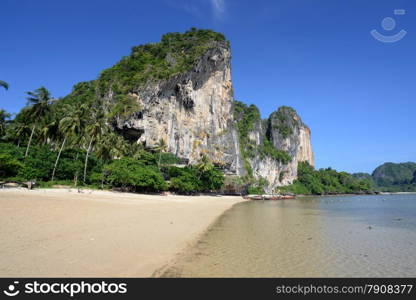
[244,194,296,200]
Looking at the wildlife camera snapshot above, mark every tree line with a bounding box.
[1,84,374,195]
[0,86,224,194]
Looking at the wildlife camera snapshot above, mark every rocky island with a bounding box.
[67,28,313,193]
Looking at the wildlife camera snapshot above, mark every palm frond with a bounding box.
[0,80,9,90]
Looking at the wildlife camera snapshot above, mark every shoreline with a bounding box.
[150,201,241,278]
[0,188,246,277]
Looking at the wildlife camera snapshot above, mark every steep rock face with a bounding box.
[108,29,313,192]
[245,107,314,193]
[116,41,243,174]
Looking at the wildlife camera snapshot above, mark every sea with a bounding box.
[162,194,416,277]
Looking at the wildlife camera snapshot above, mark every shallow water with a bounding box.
[162,194,416,277]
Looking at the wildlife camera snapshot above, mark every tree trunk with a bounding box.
[158,151,162,170]
[25,125,36,158]
[74,153,79,187]
[51,137,66,182]
[83,137,94,184]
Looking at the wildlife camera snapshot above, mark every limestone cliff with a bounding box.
[114,40,243,175]
[245,107,314,193]
[81,29,314,192]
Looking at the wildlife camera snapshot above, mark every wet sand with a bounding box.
[0,188,245,277]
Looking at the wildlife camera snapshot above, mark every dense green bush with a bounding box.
[134,149,158,165]
[0,143,100,183]
[167,165,224,194]
[280,162,374,195]
[158,152,181,165]
[0,143,24,178]
[0,153,23,178]
[247,186,263,195]
[53,149,85,181]
[16,146,55,181]
[246,177,269,194]
[102,157,167,192]
[200,168,225,191]
[170,169,202,194]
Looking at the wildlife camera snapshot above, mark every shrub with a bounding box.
[0,153,23,178]
[247,177,268,194]
[53,149,85,181]
[200,168,225,191]
[158,152,181,165]
[168,166,202,194]
[17,146,55,181]
[170,173,202,194]
[282,162,374,195]
[103,157,167,192]
[247,186,264,195]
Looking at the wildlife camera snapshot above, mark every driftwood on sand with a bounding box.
[0,180,36,190]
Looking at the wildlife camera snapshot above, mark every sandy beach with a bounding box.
[0,188,245,277]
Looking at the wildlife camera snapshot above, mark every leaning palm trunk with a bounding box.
[158,151,162,170]
[74,153,79,187]
[51,137,66,182]
[83,137,93,184]
[25,125,36,157]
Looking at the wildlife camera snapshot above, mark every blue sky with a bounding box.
[1,0,415,173]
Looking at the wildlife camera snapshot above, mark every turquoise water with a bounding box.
[163,194,416,277]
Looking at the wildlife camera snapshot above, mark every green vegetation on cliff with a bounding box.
[233,100,261,176]
[233,100,292,177]
[280,162,374,195]
[270,106,299,139]
[98,28,227,95]
[259,138,291,164]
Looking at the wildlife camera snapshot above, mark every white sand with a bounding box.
[0,188,245,277]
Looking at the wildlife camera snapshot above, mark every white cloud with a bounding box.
[210,0,226,20]
[164,0,226,21]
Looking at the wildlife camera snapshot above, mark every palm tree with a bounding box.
[24,87,52,157]
[95,132,124,162]
[83,109,104,183]
[6,119,31,147]
[39,119,58,145]
[196,154,214,174]
[0,80,8,90]
[154,138,167,170]
[0,109,11,137]
[51,105,84,182]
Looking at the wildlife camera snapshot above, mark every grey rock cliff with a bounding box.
[115,41,243,174]
[247,107,314,193]
[115,41,313,192]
